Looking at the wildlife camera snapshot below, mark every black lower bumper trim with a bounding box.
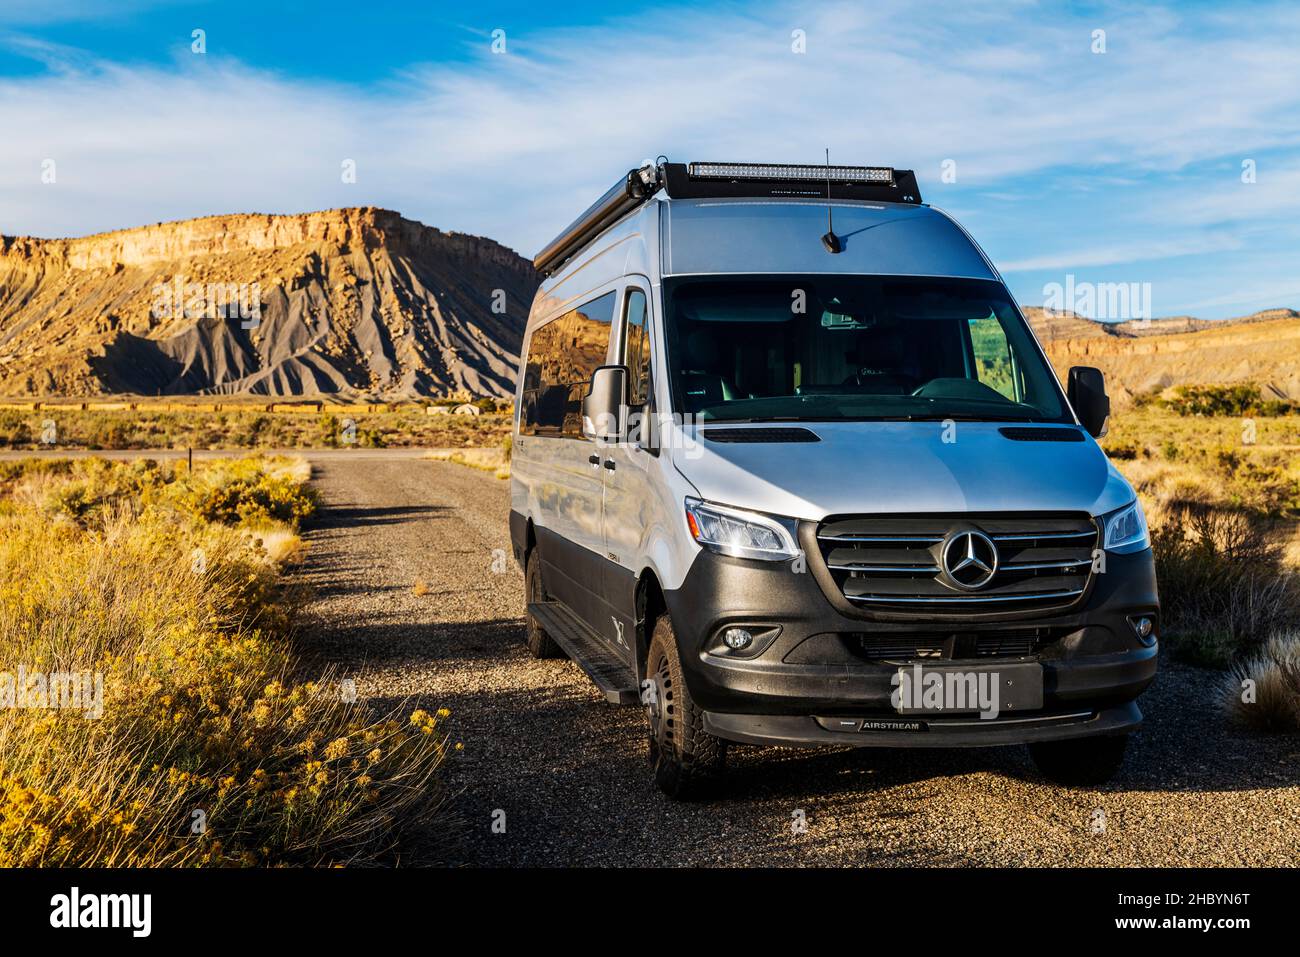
[703,700,1142,748]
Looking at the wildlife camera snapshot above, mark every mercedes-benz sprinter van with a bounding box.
[509,161,1158,798]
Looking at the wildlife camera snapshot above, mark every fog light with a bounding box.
[723,627,753,650]
[1129,616,1155,643]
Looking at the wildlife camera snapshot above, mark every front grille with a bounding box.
[860,635,948,659]
[816,513,1099,617]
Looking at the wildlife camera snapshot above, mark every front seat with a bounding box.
[680,330,739,406]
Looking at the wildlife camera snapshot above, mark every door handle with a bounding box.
[603,459,616,471]
[588,454,601,466]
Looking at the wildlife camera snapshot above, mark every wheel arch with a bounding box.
[634,567,668,682]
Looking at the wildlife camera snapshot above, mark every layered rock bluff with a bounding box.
[1025,307,1300,405]
[0,208,537,397]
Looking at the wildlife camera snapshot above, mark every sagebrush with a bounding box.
[0,456,452,866]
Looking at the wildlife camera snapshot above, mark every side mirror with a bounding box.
[582,365,628,442]
[1068,366,1110,438]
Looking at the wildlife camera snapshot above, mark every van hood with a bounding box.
[671,421,1133,521]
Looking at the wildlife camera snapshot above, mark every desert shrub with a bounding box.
[13,456,316,531]
[1162,384,1298,417]
[1212,446,1241,475]
[87,419,132,449]
[317,413,339,447]
[245,414,273,445]
[178,465,319,528]
[1257,399,1296,417]
[1131,389,1163,410]
[0,406,513,451]
[1152,505,1299,666]
[1172,445,1300,516]
[0,411,32,447]
[0,456,451,866]
[1222,632,1300,732]
[0,457,75,487]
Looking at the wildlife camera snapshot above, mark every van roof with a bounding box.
[532,162,1000,306]
[660,197,995,280]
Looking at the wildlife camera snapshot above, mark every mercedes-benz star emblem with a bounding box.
[940,529,999,591]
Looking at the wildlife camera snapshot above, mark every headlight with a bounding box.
[1101,499,1149,554]
[684,497,800,562]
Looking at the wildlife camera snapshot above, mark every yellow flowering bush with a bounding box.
[0,456,449,866]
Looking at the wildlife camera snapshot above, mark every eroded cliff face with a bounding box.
[0,208,537,397]
[2,209,1294,404]
[1022,308,1300,405]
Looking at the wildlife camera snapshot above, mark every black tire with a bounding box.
[523,550,563,659]
[645,616,726,799]
[1029,734,1128,787]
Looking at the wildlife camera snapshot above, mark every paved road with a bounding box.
[296,453,1300,866]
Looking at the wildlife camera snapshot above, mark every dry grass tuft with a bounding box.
[1223,632,1300,732]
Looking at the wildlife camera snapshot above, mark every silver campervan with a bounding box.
[509,161,1158,798]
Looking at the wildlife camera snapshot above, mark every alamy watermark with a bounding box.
[1043,273,1152,321]
[151,275,262,329]
[891,663,1000,719]
[50,887,150,937]
[1,666,104,719]
[585,410,706,458]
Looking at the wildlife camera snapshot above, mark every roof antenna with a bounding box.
[821,147,842,254]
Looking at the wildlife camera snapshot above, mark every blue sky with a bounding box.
[2,0,1298,319]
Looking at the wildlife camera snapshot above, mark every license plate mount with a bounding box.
[893,661,1043,716]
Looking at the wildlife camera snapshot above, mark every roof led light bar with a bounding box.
[688,162,894,185]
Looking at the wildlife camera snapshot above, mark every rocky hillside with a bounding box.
[1026,308,1300,405]
[0,208,537,398]
[2,209,1293,407]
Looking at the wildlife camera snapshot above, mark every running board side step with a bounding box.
[528,601,640,705]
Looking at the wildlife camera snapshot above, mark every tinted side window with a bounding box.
[623,289,651,407]
[520,291,616,438]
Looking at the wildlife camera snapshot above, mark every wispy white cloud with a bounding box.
[998,234,1245,273]
[0,0,1297,320]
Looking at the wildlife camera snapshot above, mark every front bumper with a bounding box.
[704,701,1142,749]
[662,545,1159,748]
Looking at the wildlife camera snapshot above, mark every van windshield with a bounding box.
[663,276,1070,423]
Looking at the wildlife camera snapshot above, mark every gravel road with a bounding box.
[297,453,1300,867]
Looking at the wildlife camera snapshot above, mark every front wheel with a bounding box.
[1029,734,1128,786]
[645,616,726,799]
[523,551,562,659]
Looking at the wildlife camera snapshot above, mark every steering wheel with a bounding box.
[911,378,1010,402]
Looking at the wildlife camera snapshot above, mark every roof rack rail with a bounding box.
[533,164,659,278]
[533,159,923,278]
